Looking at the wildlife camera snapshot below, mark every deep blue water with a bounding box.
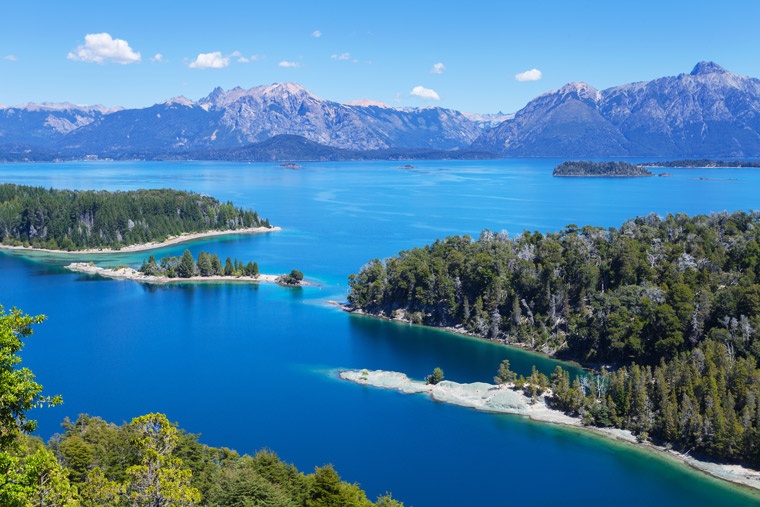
[2,160,760,506]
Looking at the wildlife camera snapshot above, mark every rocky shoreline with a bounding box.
[340,369,760,495]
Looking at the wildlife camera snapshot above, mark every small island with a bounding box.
[552,160,655,177]
[66,249,308,287]
[279,163,302,169]
[0,185,272,252]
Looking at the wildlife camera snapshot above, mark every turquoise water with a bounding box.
[2,160,760,506]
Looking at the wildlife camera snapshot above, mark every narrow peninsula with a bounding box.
[340,368,760,493]
[346,210,760,477]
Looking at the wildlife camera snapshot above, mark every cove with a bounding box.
[2,159,760,506]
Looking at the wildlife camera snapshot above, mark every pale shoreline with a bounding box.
[0,226,281,255]
[340,369,760,496]
[65,262,308,286]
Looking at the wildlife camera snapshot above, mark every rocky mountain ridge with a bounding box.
[4,62,760,159]
[473,62,760,157]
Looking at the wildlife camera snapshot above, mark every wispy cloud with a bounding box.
[151,53,163,62]
[4,55,18,62]
[229,51,262,63]
[312,30,322,38]
[515,68,542,82]
[279,61,301,68]
[67,33,141,64]
[410,85,440,101]
[331,52,351,61]
[430,62,445,74]
[189,52,229,69]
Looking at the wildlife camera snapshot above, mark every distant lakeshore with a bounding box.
[0,226,280,255]
[341,369,760,496]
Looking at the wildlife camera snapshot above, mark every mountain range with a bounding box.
[2,62,760,160]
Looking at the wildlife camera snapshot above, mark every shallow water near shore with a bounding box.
[3,159,760,506]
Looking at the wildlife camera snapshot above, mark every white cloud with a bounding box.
[430,62,445,74]
[515,68,542,82]
[410,85,440,101]
[278,61,300,68]
[151,53,163,62]
[189,52,229,69]
[312,30,322,38]
[331,52,351,61]
[67,33,141,64]
[4,55,18,61]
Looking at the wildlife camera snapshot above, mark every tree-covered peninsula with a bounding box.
[0,305,404,507]
[553,161,655,177]
[0,184,271,251]
[347,211,760,467]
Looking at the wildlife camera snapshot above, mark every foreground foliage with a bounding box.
[0,184,270,251]
[0,307,404,506]
[348,211,760,466]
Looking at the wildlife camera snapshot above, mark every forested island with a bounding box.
[65,250,307,286]
[347,211,760,468]
[553,161,655,177]
[0,184,271,251]
[0,306,404,506]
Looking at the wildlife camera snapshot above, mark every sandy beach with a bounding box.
[0,226,280,255]
[65,262,300,286]
[340,369,760,494]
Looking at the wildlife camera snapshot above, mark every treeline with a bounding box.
[0,184,271,251]
[494,338,760,467]
[140,250,260,278]
[349,211,760,366]
[1,307,403,506]
[640,159,760,168]
[553,161,654,177]
[548,339,760,467]
[348,211,760,465]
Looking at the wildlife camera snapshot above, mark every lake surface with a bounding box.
[2,159,760,506]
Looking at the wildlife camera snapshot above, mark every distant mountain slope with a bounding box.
[474,62,760,157]
[0,102,119,147]
[46,83,485,155]
[6,63,760,160]
[198,83,482,150]
[181,134,498,162]
[56,99,225,156]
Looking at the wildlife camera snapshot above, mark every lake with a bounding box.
[2,159,760,506]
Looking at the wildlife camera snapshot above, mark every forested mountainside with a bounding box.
[0,185,269,250]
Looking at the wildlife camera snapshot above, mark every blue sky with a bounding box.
[1,0,758,113]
